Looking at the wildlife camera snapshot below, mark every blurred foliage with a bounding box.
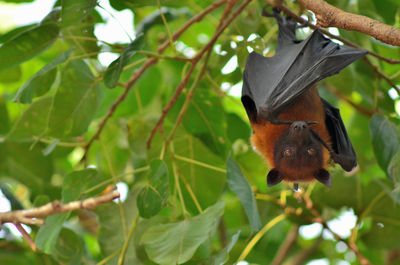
[0,0,399,264]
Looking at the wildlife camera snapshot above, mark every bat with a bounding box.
[241,8,367,188]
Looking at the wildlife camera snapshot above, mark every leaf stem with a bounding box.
[118,214,139,265]
[237,214,286,262]
[173,154,226,173]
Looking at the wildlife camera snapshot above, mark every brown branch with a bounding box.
[270,225,299,265]
[324,83,374,117]
[256,192,373,265]
[295,192,373,265]
[264,1,400,64]
[147,0,252,148]
[290,234,323,265]
[14,223,37,251]
[81,0,228,160]
[298,0,400,46]
[363,57,400,95]
[0,191,120,226]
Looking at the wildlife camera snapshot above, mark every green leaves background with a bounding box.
[0,0,399,264]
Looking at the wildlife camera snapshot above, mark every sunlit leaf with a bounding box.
[104,35,144,88]
[141,201,225,265]
[14,49,73,103]
[61,0,97,26]
[0,24,59,72]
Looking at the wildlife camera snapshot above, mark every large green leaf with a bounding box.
[104,35,144,88]
[170,89,228,157]
[9,59,101,139]
[61,15,99,58]
[14,49,73,103]
[369,114,400,177]
[141,201,225,265]
[53,228,84,265]
[137,159,169,218]
[96,189,140,265]
[226,153,261,231]
[5,142,53,198]
[61,0,97,26]
[0,24,59,72]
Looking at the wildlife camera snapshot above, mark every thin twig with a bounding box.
[0,191,120,225]
[14,223,37,251]
[296,192,373,265]
[147,0,252,148]
[270,225,299,265]
[324,83,374,117]
[264,0,400,64]
[82,0,227,160]
[363,57,400,95]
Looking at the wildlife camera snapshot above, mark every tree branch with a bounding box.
[0,191,120,226]
[324,83,374,117]
[298,0,400,46]
[81,0,227,160]
[264,0,400,64]
[270,225,299,265]
[147,0,253,148]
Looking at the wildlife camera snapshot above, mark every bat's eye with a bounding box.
[307,148,316,156]
[283,149,293,157]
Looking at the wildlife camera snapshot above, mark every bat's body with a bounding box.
[251,86,331,183]
[241,9,367,187]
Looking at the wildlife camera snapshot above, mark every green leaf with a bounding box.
[209,230,240,265]
[5,142,53,198]
[136,8,190,35]
[170,89,228,157]
[53,228,84,265]
[61,0,97,26]
[0,24,59,72]
[104,35,144,88]
[226,153,261,231]
[369,114,400,177]
[141,201,225,265]
[61,15,99,58]
[137,186,163,218]
[36,213,70,254]
[14,49,73,103]
[137,159,169,218]
[96,189,140,264]
[62,169,98,202]
[0,66,22,83]
[9,59,101,139]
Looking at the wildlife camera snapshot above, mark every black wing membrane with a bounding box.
[322,99,357,171]
[241,9,367,123]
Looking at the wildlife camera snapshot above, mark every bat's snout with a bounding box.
[290,121,308,131]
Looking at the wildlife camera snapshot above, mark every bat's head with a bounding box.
[267,121,331,187]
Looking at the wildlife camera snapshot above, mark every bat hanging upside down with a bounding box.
[241,8,367,188]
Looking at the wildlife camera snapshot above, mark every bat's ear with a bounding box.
[314,169,332,187]
[267,169,283,187]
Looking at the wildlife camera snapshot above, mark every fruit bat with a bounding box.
[241,8,367,188]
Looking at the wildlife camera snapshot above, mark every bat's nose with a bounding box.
[291,121,308,131]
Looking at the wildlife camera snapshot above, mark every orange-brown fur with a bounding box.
[250,86,331,182]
